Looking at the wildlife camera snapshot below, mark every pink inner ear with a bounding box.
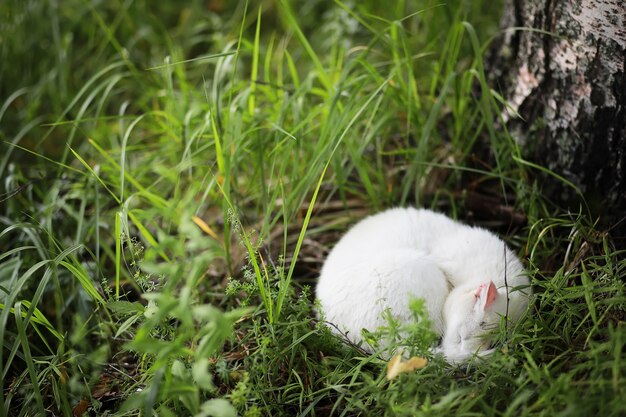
[475,281,498,310]
[484,280,497,310]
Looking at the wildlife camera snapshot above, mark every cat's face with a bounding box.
[440,281,503,363]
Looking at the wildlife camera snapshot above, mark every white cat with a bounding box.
[316,207,530,363]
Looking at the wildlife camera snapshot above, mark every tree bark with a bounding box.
[491,0,626,222]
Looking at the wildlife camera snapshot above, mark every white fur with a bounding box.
[316,207,530,363]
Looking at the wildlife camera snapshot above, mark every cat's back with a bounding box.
[323,207,456,264]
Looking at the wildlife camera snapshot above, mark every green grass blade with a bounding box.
[248,6,262,116]
[13,302,45,414]
[70,146,121,205]
[278,0,332,91]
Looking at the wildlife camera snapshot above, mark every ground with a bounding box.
[1,1,624,416]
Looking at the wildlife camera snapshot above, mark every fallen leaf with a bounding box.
[192,215,220,240]
[386,354,428,380]
[72,399,90,417]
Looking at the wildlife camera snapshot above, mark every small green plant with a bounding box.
[362,298,439,360]
[2,0,625,416]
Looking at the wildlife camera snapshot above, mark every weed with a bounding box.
[1,0,624,416]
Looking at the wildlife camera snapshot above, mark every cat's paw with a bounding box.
[431,346,468,364]
[433,344,495,364]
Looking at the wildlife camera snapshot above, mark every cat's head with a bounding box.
[432,226,526,288]
[439,280,505,363]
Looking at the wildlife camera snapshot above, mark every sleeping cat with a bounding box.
[315,207,530,363]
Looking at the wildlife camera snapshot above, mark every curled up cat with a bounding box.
[315,207,530,363]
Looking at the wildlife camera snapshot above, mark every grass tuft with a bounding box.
[1,0,624,415]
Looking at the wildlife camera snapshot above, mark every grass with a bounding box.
[1,0,625,416]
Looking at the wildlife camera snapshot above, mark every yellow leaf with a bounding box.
[192,215,219,240]
[386,354,428,380]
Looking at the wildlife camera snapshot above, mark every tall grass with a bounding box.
[1,0,624,415]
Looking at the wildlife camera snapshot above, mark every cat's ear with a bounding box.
[474,280,498,310]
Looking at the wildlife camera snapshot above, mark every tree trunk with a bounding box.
[491,0,626,223]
